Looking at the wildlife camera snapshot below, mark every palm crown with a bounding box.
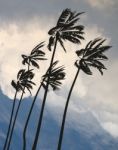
[42,61,66,90]
[22,42,46,69]
[48,8,85,52]
[75,38,112,75]
[11,69,35,94]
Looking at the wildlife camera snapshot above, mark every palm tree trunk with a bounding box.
[57,67,80,150]
[3,90,17,150]
[22,84,42,150]
[7,65,30,150]
[22,69,48,150]
[7,89,24,150]
[32,37,58,150]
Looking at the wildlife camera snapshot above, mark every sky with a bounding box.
[0,0,118,144]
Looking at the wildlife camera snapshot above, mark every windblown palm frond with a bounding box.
[22,42,46,68]
[48,8,85,51]
[42,61,66,90]
[75,38,112,75]
[11,69,35,94]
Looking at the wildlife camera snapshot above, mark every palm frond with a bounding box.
[22,42,46,68]
[17,69,25,80]
[75,38,111,75]
[47,36,55,51]
[57,8,71,27]
[42,61,66,90]
[30,60,39,69]
[11,69,35,94]
[80,60,92,75]
[31,42,45,55]
[48,8,85,51]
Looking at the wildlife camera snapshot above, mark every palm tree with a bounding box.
[32,61,65,149]
[32,8,84,150]
[4,42,46,150]
[57,38,112,150]
[6,69,35,150]
[3,68,34,150]
[21,42,46,150]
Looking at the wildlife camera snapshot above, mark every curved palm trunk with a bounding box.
[3,90,17,150]
[57,67,80,150]
[7,89,24,150]
[7,65,30,150]
[32,37,58,150]
[22,84,42,150]
[22,69,48,150]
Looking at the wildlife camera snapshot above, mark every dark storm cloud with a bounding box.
[0,0,86,22]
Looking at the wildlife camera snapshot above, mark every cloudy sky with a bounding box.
[0,0,118,145]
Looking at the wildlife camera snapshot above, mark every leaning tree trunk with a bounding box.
[7,65,30,150]
[22,84,42,150]
[3,90,18,150]
[22,69,48,150]
[7,88,25,150]
[57,67,80,150]
[32,37,58,150]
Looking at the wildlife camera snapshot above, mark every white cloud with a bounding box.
[86,0,116,9]
[102,122,118,138]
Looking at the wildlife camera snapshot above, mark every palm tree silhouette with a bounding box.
[3,69,34,150]
[6,69,35,150]
[32,61,66,149]
[57,38,112,150]
[32,8,84,150]
[20,42,46,150]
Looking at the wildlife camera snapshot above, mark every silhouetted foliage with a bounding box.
[48,8,84,51]
[3,8,112,150]
[42,61,66,90]
[11,69,35,94]
[57,38,111,150]
[22,42,46,69]
[75,38,111,75]
[32,8,85,150]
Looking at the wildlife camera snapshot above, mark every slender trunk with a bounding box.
[7,65,30,150]
[3,90,17,150]
[32,37,58,150]
[22,69,48,150]
[57,67,80,150]
[7,89,24,150]
[22,84,42,150]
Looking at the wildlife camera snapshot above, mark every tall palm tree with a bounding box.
[32,61,66,149]
[21,42,46,150]
[6,69,35,150]
[3,68,34,150]
[57,38,112,150]
[32,8,84,150]
[3,42,46,150]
